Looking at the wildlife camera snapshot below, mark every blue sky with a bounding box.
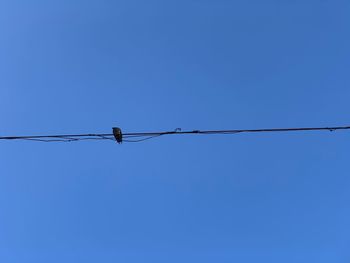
[1,1,350,262]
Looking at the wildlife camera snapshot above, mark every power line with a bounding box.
[0,125,349,143]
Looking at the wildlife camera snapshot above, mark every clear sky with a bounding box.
[1,1,350,262]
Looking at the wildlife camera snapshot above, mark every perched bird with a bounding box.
[112,127,123,144]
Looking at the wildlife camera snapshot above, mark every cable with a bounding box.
[123,135,163,143]
[0,125,349,143]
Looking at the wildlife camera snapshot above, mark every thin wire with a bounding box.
[21,137,111,142]
[22,138,76,142]
[96,135,116,141]
[123,135,163,142]
[1,125,349,143]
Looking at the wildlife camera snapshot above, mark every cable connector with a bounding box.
[112,127,123,144]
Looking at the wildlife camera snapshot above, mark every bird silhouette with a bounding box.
[112,127,123,143]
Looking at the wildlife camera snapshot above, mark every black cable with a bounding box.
[96,135,116,141]
[0,125,349,143]
[123,135,163,143]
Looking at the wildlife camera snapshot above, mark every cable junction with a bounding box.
[0,125,349,143]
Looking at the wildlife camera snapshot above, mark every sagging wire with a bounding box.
[123,135,163,143]
[1,125,350,144]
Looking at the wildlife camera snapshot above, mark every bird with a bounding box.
[112,127,123,143]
